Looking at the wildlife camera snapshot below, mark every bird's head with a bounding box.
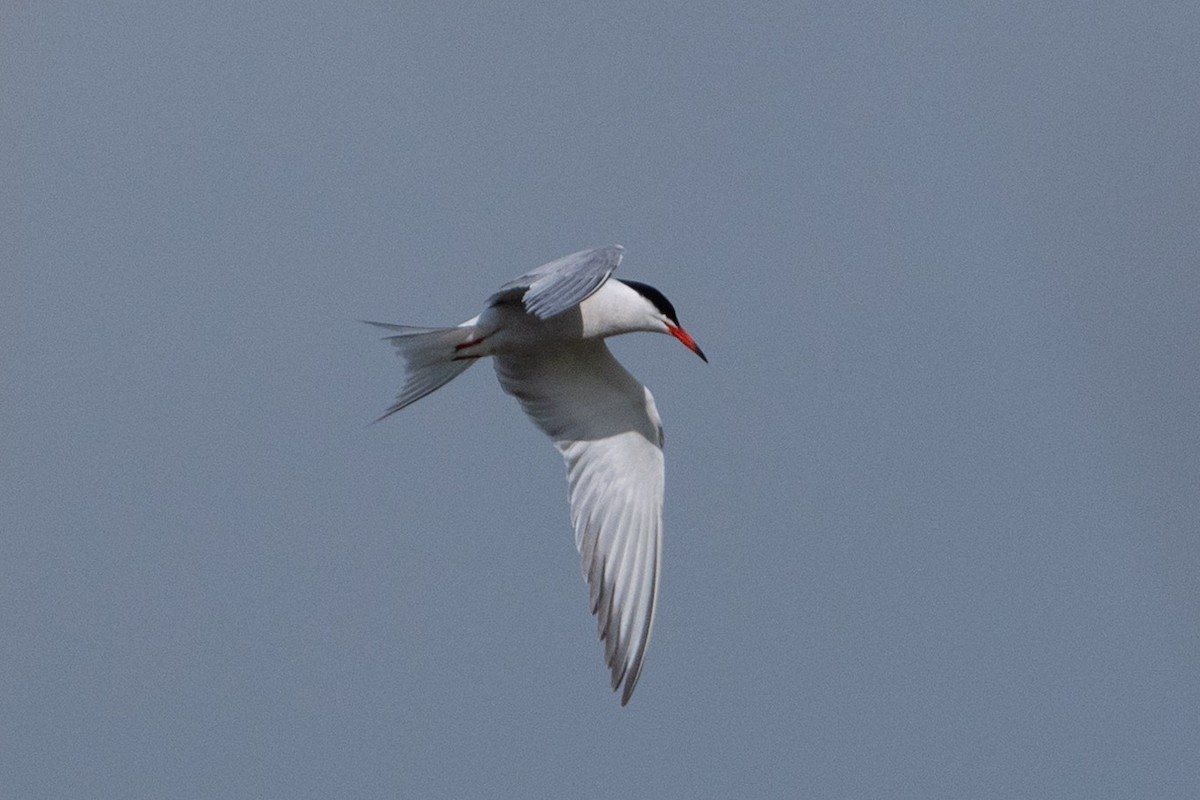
[617,279,708,363]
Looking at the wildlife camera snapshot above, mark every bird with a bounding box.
[368,245,706,705]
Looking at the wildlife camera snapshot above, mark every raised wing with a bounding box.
[490,246,624,320]
[493,341,664,705]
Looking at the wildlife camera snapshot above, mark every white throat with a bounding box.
[579,280,662,340]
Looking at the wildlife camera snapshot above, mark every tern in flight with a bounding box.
[370,245,706,704]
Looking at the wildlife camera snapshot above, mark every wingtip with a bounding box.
[613,656,644,706]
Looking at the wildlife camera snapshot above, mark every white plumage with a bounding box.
[370,246,705,704]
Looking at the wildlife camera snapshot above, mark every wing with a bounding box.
[489,246,624,320]
[494,341,664,705]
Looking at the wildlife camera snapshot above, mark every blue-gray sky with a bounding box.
[4,3,1198,797]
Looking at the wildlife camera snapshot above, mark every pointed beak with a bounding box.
[667,325,708,363]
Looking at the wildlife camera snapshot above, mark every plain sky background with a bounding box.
[4,2,1198,797]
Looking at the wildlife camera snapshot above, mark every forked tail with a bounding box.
[366,321,481,420]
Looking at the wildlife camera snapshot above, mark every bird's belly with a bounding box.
[469,304,586,357]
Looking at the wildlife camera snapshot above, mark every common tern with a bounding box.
[370,245,706,705]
